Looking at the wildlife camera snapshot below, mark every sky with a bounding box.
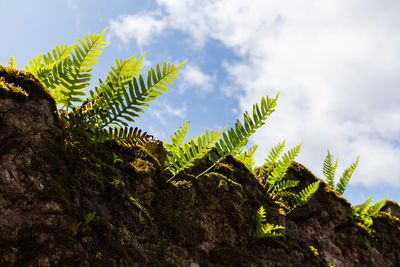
[1,0,399,205]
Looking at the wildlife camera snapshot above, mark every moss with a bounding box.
[309,245,319,256]
[206,246,263,266]
[0,64,57,113]
[0,76,28,98]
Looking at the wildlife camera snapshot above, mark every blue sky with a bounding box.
[1,0,399,205]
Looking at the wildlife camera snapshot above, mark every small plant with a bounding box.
[255,205,284,238]
[235,145,258,172]
[112,152,122,165]
[264,141,302,197]
[323,150,359,194]
[8,55,17,68]
[21,28,185,146]
[353,196,388,229]
[262,141,320,212]
[138,211,146,224]
[164,94,279,181]
[76,211,96,236]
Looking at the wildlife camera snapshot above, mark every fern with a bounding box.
[265,143,302,195]
[255,206,284,238]
[292,181,320,209]
[164,121,190,153]
[22,29,186,147]
[336,156,359,194]
[274,180,300,194]
[93,126,155,146]
[215,94,279,159]
[264,140,286,172]
[235,145,258,172]
[165,126,226,182]
[322,150,337,187]
[353,196,388,228]
[322,151,359,195]
[8,55,17,68]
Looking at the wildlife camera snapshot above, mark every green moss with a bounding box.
[0,76,28,98]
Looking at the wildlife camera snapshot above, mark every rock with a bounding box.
[1,65,399,266]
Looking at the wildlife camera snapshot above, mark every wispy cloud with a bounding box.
[179,64,215,94]
[109,12,167,48]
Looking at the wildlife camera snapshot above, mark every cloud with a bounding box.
[179,64,215,94]
[149,101,187,126]
[109,12,167,48]
[109,1,400,188]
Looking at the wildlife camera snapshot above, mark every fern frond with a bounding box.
[58,29,106,108]
[164,121,190,153]
[8,55,17,68]
[105,53,144,85]
[264,140,286,172]
[166,127,226,182]
[368,196,387,216]
[91,60,186,128]
[336,156,359,194]
[92,126,154,146]
[216,93,279,159]
[235,145,258,172]
[275,179,300,194]
[256,205,267,225]
[255,206,285,238]
[267,143,302,187]
[323,150,337,187]
[355,196,373,216]
[25,44,74,90]
[293,181,320,208]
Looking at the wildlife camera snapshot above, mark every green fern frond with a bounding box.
[293,181,320,208]
[8,55,17,68]
[164,121,190,153]
[267,143,302,188]
[323,150,337,187]
[25,43,75,92]
[255,205,285,238]
[368,196,387,216]
[59,29,106,109]
[235,145,258,172]
[106,53,144,85]
[92,126,154,146]
[336,156,359,194]
[264,140,286,172]
[275,180,300,194]
[256,205,267,225]
[165,127,226,182]
[215,93,279,159]
[356,196,373,216]
[89,60,186,128]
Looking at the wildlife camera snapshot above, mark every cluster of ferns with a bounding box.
[5,28,387,238]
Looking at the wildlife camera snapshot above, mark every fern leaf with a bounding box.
[166,127,226,182]
[368,196,388,216]
[267,143,302,187]
[275,180,300,194]
[355,196,373,216]
[25,44,74,90]
[336,156,359,194]
[264,140,286,172]
[92,126,154,146]
[323,149,337,187]
[106,53,144,85]
[293,181,320,208]
[164,121,190,153]
[257,205,267,224]
[8,55,17,67]
[235,145,258,172]
[216,93,279,159]
[91,60,186,128]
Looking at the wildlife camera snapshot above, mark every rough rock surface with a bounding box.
[1,65,399,266]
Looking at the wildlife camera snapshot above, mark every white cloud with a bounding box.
[149,101,187,126]
[179,64,215,94]
[66,0,78,9]
[109,12,167,48]
[109,1,400,188]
